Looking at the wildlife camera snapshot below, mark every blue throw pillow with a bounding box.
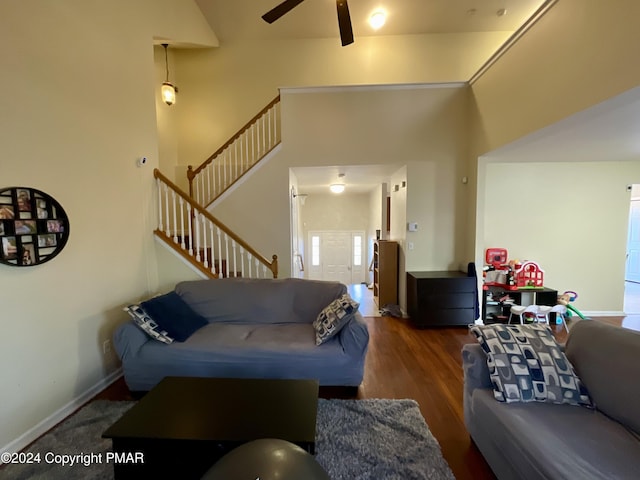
[141,291,208,342]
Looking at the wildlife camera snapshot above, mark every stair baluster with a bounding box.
[154,169,277,279]
[188,96,281,208]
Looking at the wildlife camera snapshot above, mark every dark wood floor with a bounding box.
[96,314,634,480]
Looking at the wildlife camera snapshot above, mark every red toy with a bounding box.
[483,248,544,291]
[485,248,507,268]
[514,261,544,289]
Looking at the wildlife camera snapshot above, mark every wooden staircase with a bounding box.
[154,95,282,279]
[187,95,281,208]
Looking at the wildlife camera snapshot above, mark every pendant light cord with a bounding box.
[162,44,170,82]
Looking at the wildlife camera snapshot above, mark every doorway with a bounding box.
[307,230,366,284]
[624,188,640,313]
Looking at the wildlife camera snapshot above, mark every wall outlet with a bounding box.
[103,339,112,355]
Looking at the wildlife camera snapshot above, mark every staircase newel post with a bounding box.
[187,165,195,199]
[186,166,198,257]
[271,254,278,279]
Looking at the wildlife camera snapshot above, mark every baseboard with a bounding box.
[581,311,625,317]
[0,368,123,462]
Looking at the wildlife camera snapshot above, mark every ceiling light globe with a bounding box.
[369,11,386,30]
[330,184,345,194]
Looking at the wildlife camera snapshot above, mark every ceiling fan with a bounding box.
[262,0,354,46]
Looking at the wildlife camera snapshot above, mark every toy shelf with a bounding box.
[482,285,558,323]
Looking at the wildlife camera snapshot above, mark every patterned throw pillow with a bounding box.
[469,323,592,406]
[124,304,174,344]
[313,294,360,346]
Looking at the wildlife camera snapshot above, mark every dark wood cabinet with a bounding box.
[406,271,477,327]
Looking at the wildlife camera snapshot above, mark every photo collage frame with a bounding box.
[0,187,70,267]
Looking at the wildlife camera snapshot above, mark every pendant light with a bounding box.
[161,43,178,106]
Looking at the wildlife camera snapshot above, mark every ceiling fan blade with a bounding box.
[336,0,354,46]
[262,0,306,24]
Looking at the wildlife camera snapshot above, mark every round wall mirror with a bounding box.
[0,187,70,267]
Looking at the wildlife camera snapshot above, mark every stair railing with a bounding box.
[154,169,278,279]
[187,95,281,208]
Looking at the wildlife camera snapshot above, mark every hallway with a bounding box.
[347,283,379,317]
[624,280,640,314]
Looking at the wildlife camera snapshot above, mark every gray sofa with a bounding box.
[114,278,369,392]
[462,320,640,479]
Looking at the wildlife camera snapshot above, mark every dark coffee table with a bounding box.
[102,376,319,480]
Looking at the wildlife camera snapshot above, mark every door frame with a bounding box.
[306,230,366,284]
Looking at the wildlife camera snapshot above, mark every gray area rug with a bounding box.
[0,398,455,480]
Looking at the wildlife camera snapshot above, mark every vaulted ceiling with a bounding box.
[195,0,547,45]
[192,1,640,192]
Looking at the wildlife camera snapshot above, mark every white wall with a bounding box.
[471,0,640,157]
[301,193,370,232]
[155,240,205,293]
[300,193,370,281]
[469,0,640,314]
[155,46,184,187]
[469,0,640,257]
[0,0,216,454]
[207,86,470,280]
[389,167,408,310]
[367,185,386,284]
[482,161,640,314]
[405,159,469,272]
[174,31,511,170]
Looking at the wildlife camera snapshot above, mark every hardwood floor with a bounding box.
[95,313,637,480]
[356,316,496,480]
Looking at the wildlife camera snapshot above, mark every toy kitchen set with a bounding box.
[481,248,558,324]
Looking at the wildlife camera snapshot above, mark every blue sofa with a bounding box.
[462,320,640,479]
[114,278,369,391]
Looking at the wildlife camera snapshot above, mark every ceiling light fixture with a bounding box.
[330,173,346,194]
[369,10,386,30]
[161,43,178,106]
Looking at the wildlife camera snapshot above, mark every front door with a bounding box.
[307,231,365,284]
[323,231,351,284]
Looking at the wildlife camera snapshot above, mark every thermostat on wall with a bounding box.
[407,222,418,232]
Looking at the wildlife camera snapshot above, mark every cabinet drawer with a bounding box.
[411,308,475,327]
[418,292,475,309]
[420,278,475,293]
